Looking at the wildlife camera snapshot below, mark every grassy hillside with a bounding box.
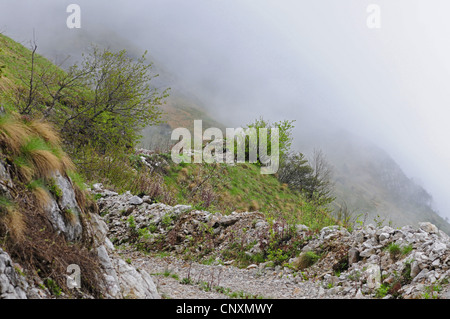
[0,34,63,100]
[160,159,335,230]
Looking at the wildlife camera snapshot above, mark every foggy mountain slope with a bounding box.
[294,130,450,234]
[139,91,227,150]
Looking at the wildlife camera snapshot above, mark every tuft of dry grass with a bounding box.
[0,197,26,242]
[61,155,76,172]
[16,137,65,181]
[0,114,32,155]
[2,210,26,242]
[27,180,52,209]
[27,149,63,178]
[13,157,34,182]
[1,111,75,182]
[26,120,61,146]
[63,208,78,225]
[249,200,260,212]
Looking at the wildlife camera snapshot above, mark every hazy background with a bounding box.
[1,0,449,219]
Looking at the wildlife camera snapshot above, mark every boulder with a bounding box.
[348,248,360,265]
[365,264,381,289]
[129,196,144,205]
[419,222,439,234]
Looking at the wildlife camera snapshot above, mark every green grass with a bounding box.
[385,243,413,260]
[163,161,336,231]
[0,34,65,102]
[401,244,413,256]
[67,170,87,191]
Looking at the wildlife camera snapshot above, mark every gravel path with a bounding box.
[119,249,359,299]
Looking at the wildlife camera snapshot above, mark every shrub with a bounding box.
[375,283,390,298]
[52,47,167,153]
[278,152,314,192]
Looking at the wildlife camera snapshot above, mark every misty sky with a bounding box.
[1,0,450,218]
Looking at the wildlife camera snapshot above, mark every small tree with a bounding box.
[59,47,168,152]
[16,44,168,153]
[308,149,335,203]
[233,117,294,164]
[277,152,314,192]
[278,149,335,204]
[16,40,41,115]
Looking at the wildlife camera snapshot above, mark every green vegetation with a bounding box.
[375,283,390,298]
[46,178,62,199]
[44,278,62,296]
[235,117,295,163]
[387,242,401,259]
[278,149,335,205]
[385,243,413,261]
[162,160,336,230]
[127,215,136,229]
[0,33,167,153]
[0,38,106,296]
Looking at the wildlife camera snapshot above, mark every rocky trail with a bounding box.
[96,184,450,300]
[118,249,352,299]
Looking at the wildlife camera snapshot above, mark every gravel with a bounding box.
[119,249,361,299]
